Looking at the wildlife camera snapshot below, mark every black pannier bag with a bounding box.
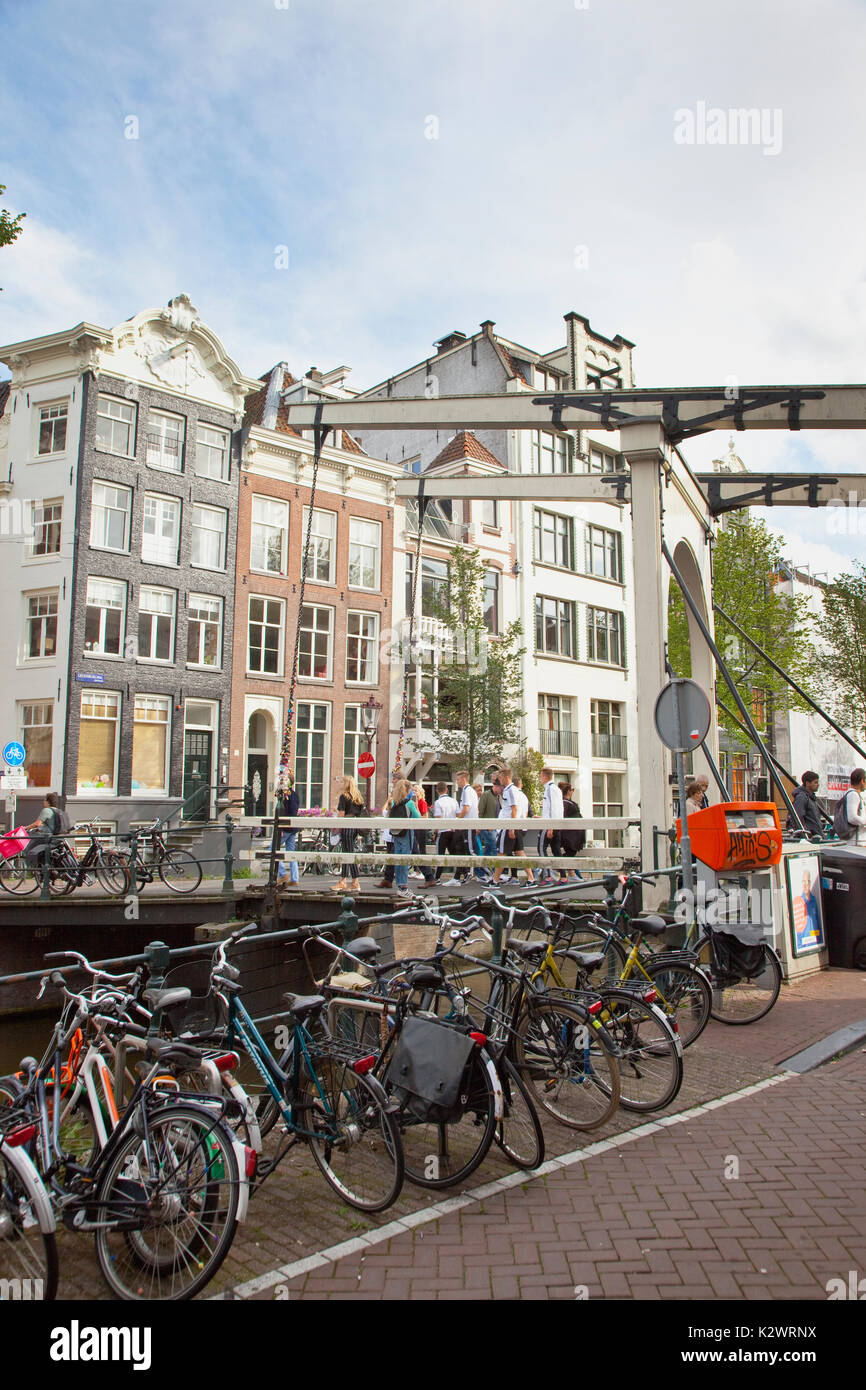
[384,1014,478,1124]
[712,931,767,980]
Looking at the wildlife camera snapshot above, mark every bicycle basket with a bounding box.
[383,1014,478,1124]
[712,932,767,981]
[161,960,221,1036]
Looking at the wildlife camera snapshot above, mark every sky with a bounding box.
[2,0,865,576]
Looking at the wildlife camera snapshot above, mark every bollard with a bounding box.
[222,813,234,895]
[143,940,170,1039]
[338,895,359,943]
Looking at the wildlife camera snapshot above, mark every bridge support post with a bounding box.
[222,814,234,896]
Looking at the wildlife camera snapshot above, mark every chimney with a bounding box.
[479,320,495,337]
[434,331,467,354]
[307,367,323,382]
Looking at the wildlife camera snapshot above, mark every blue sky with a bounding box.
[2,0,865,573]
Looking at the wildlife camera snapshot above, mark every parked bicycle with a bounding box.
[2,824,132,898]
[120,820,203,895]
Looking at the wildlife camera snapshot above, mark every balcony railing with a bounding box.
[538,728,578,757]
[405,498,462,542]
[591,731,628,759]
[145,432,182,470]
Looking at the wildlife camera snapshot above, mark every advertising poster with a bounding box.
[785,852,826,956]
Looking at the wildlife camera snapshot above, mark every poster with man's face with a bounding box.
[786,853,825,956]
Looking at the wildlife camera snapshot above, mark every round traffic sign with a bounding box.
[3,741,26,768]
[357,753,375,779]
[653,680,712,753]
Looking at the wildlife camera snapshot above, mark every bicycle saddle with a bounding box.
[563,949,606,971]
[505,937,547,959]
[633,915,668,937]
[283,992,326,1020]
[144,1039,204,1067]
[143,986,192,1011]
[346,936,380,959]
[408,965,444,989]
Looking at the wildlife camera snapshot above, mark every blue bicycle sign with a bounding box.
[3,741,26,768]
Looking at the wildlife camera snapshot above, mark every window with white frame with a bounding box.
[195,423,231,481]
[585,524,623,581]
[534,509,575,569]
[145,410,185,472]
[302,507,337,583]
[299,604,333,680]
[187,593,223,668]
[586,445,621,474]
[90,482,132,552]
[250,496,288,574]
[591,700,626,758]
[95,395,137,458]
[77,691,120,794]
[348,517,381,590]
[84,578,126,656]
[295,702,330,807]
[36,402,68,456]
[248,596,284,675]
[530,431,574,474]
[483,568,499,634]
[132,695,171,794]
[535,595,577,658]
[30,500,62,557]
[586,606,625,666]
[191,503,227,570]
[480,499,499,529]
[592,770,624,848]
[142,493,180,566]
[19,702,53,786]
[24,592,58,659]
[343,705,364,780]
[346,611,378,683]
[138,587,176,662]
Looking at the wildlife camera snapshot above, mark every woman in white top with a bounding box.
[844,768,866,847]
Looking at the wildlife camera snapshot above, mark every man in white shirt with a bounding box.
[845,768,866,847]
[432,781,460,883]
[491,767,535,887]
[442,770,479,886]
[538,767,564,883]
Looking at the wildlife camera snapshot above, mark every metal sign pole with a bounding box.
[669,678,695,898]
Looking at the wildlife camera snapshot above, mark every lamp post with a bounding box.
[360,695,383,812]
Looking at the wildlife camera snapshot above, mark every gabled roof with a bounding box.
[427,430,505,471]
[246,363,367,454]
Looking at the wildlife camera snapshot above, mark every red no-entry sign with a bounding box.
[358,753,375,778]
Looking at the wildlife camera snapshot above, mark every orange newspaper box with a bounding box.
[676,802,783,871]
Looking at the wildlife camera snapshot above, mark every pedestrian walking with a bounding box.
[411,782,436,883]
[432,781,459,881]
[474,779,498,881]
[377,793,396,887]
[787,770,825,837]
[491,767,535,886]
[275,774,301,891]
[696,773,710,809]
[558,782,584,882]
[442,770,478,886]
[389,778,416,895]
[684,781,704,818]
[536,767,563,882]
[333,775,364,894]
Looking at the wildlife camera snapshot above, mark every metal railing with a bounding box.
[591,731,628,759]
[538,728,578,757]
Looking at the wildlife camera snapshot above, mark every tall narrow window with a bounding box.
[95,395,137,457]
[187,594,223,668]
[24,592,58,659]
[299,605,333,680]
[138,587,176,662]
[191,503,226,570]
[30,500,62,556]
[250,496,289,574]
[37,402,68,455]
[348,518,381,590]
[586,607,625,666]
[534,596,576,658]
[248,596,284,675]
[84,578,126,656]
[19,702,53,786]
[295,702,330,807]
[78,691,121,794]
[483,569,499,633]
[142,494,180,566]
[146,410,185,472]
[132,696,171,794]
[195,423,230,480]
[302,507,336,583]
[90,482,132,552]
[346,611,378,683]
[585,524,623,581]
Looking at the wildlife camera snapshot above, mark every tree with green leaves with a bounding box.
[511,746,545,815]
[419,544,525,779]
[0,185,25,289]
[814,563,866,740]
[667,511,815,746]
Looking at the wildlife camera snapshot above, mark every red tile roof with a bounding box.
[244,366,300,434]
[428,430,505,471]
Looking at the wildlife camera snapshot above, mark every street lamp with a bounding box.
[360,696,383,811]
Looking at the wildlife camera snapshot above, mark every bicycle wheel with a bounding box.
[0,1145,58,1301]
[47,857,76,895]
[297,1061,404,1212]
[644,960,711,1048]
[94,1102,240,1301]
[695,938,782,1024]
[0,854,38,895]
[159,850,203,894]
[494,1056,544,1170]
[514,998,621,1130]
[595,988,683,1112]
[95,851,131,897]
[397,1048,497,1189]
[552,916,628,987]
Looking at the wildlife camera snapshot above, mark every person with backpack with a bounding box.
[23,792,67,868]
[835,768,866,846]
[389,778,416,896]
[558,781,585,882]
[787,771,825,838]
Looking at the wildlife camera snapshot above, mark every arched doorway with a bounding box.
[245,709,273,817]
